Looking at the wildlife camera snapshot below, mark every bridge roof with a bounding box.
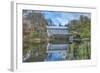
[47,44,68,50]
[47,26,68,29]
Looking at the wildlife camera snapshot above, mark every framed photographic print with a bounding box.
[11,1,97,71]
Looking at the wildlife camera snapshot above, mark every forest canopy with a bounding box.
[68,15,91,39]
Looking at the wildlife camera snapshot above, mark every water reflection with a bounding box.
[46,43,68,61]
[46,52,66,61]
[23,42,68,62]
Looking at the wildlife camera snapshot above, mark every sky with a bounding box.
[42,11,91,26]
[23,10,91,26]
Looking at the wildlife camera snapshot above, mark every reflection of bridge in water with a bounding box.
[47,43,68,52]
[46,43,68,61]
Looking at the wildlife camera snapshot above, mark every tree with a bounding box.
[59,23,62,26]
[46,19,55,26]
[68,15,91,38]
[68,15,91,59]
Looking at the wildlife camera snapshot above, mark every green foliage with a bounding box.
[30,32,41,38]
[67,15,91,60]
[68,41,90,60]
[68,15,91,38]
